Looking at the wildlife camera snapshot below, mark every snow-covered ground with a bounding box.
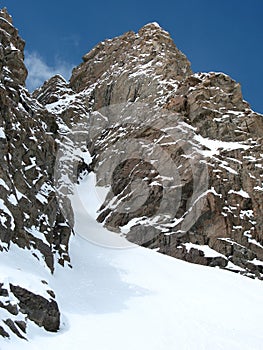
[1,171,263,349]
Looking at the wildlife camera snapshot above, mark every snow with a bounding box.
[36,182,54,204]
[7,194,18,205]
[248,237,263,249]
[228,189,250,198]
[129,60,154,78]
[251,258,263,266]
[1,166,263,349]
[149,22,161,28]
[10,43,18,51]
[45,94,77,114]
[15,189,24,200]
[120,217,142,234]
[183,243,225,258]
[76,172,108,220]
[0,198,15,229]
[24,156,36,171]
[74,147,93,165]
[240,210,254,219]
[194,134,250,157]
[25,226,49,246]
[73,172,129,248]
[0,127,5,139]
[226,261,246,272]
[36,193,48,204]
[219,161,238,175]
[0,178,9,191]
[0,249,50,300]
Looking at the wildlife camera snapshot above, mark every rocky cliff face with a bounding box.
[0,8,263,339]
[0,8,69,339]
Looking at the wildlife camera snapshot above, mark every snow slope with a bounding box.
[1,171,263,350]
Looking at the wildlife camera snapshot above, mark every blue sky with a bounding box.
[2,0,263,114]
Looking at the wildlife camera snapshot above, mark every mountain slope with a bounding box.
[0,7,263,343]
[2,170,263,350]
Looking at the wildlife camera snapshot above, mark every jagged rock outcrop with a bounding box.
[0,281,60,339]
[0,6,263,340]
[70,23,191,108]
[0,8,72,267]
[0,8,27,88]
[33,74,73,105]
[10,284,60,332]
[0,8,71,338]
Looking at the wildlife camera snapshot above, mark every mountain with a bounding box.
[34,22,263,276]
[0,8,263,346]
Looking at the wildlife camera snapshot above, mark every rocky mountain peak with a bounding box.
[140,21,162,29]
[33,74,72,105]
[137,21,181,50]
[0,7,12,23]
[70,23,191,108]
[64,23,263,280]
[0,8,27,88]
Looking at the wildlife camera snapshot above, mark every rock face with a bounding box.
[0,8,27,87]
[70,23,191,107]
[0,282,60,339]
[0,8,72,268]
[0,7,263,340]
[10,284,60,332]
[0,8,70,338]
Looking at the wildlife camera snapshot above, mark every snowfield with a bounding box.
[1,171,263,350]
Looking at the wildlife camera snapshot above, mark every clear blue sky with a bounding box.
[2,0,263,114]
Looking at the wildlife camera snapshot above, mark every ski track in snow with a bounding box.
[1,170,263,349]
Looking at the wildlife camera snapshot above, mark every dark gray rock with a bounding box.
[0,325,9,338]
[10,284,60,332]
[4,319,27,340]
